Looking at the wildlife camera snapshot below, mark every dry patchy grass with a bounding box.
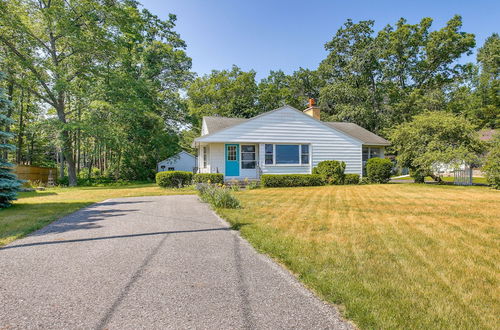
[218,184,500,329]
[0,184,194,246]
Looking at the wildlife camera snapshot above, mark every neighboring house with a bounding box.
[157,151,196,173]
[193,101,390,180]
[434,128,497,177]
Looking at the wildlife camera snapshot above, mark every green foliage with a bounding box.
[483,134,500,189]
[196,183,240,208]
[366,158,393,183]
[344,174,361,185]
[156,171,193,188]
[389,112,484,177]
[261,174,324,187]
[410,169,427,184]
[0,75,21,208]
[318,16,476,133]
[193,173,224,184]
[312,160,346,185]
[187,66,259,120]
[0,0,192,184]
[257,69,322,111]
[476,33,500,128]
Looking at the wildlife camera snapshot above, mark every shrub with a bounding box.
[483,134,500,189]
[410,168,426,184]
[193,173,224,184]
[312,160,345,185]
[196,183,241,208]
[156,171,193,188]
[366,158,393,183]
[344,174,360,185]
[261,174,324,187]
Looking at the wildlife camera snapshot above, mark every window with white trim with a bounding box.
[241,145,256,169]
[264,144,310,165]
[265,144,273,164]
[203,146,208,168]
[301,145,309,164]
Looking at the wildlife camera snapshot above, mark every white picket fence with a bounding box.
[453,167,473,186]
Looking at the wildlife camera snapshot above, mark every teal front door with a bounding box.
[225,144,239,177]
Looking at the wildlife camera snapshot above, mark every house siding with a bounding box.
[197,107,364,176]
[157,152,196,172]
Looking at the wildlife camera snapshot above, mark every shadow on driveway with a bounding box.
[1,227,230,250]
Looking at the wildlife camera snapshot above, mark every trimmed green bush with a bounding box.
[344,174,360,185]
[312,160,346,185]
[193,173,224,184]
[366,158,393,183]
[196,183,241,208]
[156,171,193,188]
[261,174,324,187]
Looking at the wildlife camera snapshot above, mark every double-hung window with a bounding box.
[203,146,208,168]
[264,144,309,165]
[241,145,256,169]
[301,145,309,164]
[265,144,274,164]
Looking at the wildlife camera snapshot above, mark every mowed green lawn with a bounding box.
[0,184,195,246]
[218,184,500,329]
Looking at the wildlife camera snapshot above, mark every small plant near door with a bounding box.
[195,183,241,209]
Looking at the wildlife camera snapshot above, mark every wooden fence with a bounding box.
[14,165,57,184]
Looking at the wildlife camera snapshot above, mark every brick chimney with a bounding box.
[303,98,320,120]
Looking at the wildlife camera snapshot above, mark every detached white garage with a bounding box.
[157,151,196,173]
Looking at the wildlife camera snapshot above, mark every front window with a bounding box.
[203,146,208,168]
[265,144,273,164]
[301,145,309,164]
[276,145,300,164]
[241,145,256,169]
[264,144,310,165]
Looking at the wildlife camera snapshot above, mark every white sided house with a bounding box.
[193,103,390,180]
[157,151,196,173]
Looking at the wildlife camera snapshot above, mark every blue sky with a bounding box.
[140,0,499,80]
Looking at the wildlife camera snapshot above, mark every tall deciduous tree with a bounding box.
[388,111,484,182]
[0,0,117,185]
[0,0,192,183]
[476,33,500,128]
[318,16,476,133]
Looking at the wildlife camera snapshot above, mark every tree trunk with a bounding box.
[3,80,14,160]
[17,90,26,164]
[59,150,64,180]
[429,173,442,183]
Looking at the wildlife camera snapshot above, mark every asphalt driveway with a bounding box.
[0,195,351,329]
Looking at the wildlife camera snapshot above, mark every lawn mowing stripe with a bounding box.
[373,188,493,328]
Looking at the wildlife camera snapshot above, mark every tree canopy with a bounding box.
[0,7,497,185]
[388,111,484,181]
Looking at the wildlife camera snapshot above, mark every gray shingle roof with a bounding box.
[203,116,248,134]
[324,122,390,146]
[202,114,390,146]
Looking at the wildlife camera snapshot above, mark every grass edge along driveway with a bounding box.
[0,184,195,246]
[217,184,500,329]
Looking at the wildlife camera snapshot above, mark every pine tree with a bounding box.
[0,72,21,208]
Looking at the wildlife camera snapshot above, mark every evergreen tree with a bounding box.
[0,73,21,208]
